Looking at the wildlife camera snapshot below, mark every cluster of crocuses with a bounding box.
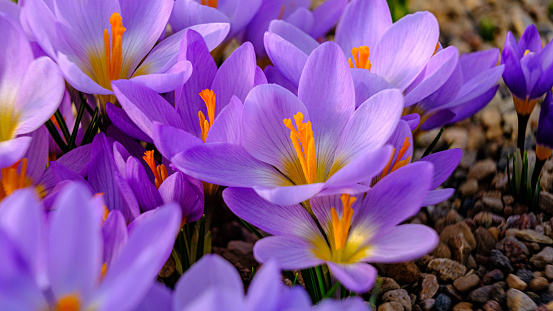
[0,0,512,309]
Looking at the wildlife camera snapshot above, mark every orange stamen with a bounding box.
[380,137,412,180]
[283,112,317,184]
[433,42,440,55]
[348,46,371,70]
[56,294,80,311]
[277,5,286,19]
[143,150,168,189]
[201,0,217,8]
[198,89,216,142]
[330,194,356,250]
[0,158,34,201]
[104,12,126,83]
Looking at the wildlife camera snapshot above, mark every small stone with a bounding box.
[453,274,480,293]
[482,269,504,285]
[507,288,538,311]
[224,240,256,268]
[427,258,467,282]
[431,242,452,259]
[466,255,477,270]
[517,230,553,244]
[473,212,493,227]
[419,273,439,301]
[475,227,496,255]
[545,265,553,279]
[503,239,530,263]
[444,126,468,149]
[490,249,513,273]
[482,195,504,214]
[488,227,500,241]
[380,262,421,284]
[531,247,553,269]
[420,299,435,311]
[379,277,401,296]
[453,302,474,311]
[539,191,553,214]
[539,292,553,304]
[529,277,549,292]
[481,108,501,128]
[489,283,507,304]
[468,285,494,304]
[378,302,404,311]
[434,294,451,311]
[483,300,502,311]
[440,223,477,249]
[449,233,472,265]
[507,274,528,291]
[516,269,535,283]
[382,289,412,311]
[467,159,497,181]
[460,178,478,198]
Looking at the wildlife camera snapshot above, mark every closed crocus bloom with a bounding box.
[0,13,64,168]
[537,91,553,161]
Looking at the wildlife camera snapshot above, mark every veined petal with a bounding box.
[20,0,59,59]
[309,0,347,39]
[254,236,325,270]
[422,188,455,206]
[22,126,49,182]
[128,60,192,93]
[325,146,391,188]
[152,122,203,161]
[283,7,313,34]
[0,137,32,169]
[268,20,319,56]
[326,262,377,293]
[125,156,163,212]
[57,52,112,95]
[420,148,461,189]
[264,31,308,87]
[169,0,230,34]
[106,103,152,143]
[219,0,262,37]
[253,183,326,206]
[350,68,393,108]
[158,172,204,223]
[366,224,438,263]
[102,210,127,266]
[206,96,243,144]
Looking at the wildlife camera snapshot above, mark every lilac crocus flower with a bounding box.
[502,25,553,117]
[224,162,438,292]
[21,0,229,97]
[0,13,64,168]
[0,183,181,311]
[172,42,402,205]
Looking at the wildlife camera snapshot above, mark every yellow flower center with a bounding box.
[201,0,217,8]
[143,150,169,189]
[103,12,126,84]
[283,112,317,184]
[348,46,371,70]
[0,105,17,142]
[198,89,216,143]
[330,194,356,250]
[0,158,40,201]
[524,49,531,56]
[55,294,80,311]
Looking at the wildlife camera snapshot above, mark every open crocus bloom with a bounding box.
[502,25,553,116]
[0,183,181,311]
[224,162,438,293]
[21,0,230,96]
[172,42,402,205]
[0,13,64,168]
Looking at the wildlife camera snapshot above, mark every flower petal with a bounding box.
[0,137,31,169]
[125,156,163,212]
[128,60,192,93]
[309,0,348,39]
[205,96,243,144]
[169,0,230,34]
[420,148,461,189]
[253,183,326,206]
[264,31,308,86]
[158,172,204,223]
[106,103,152,143]
[367,224,439,262]
[102,209,128,266]
[326,262,377,293]
[350,68,393,108]
[152,122,203,161]
[254,236,324,270]
[269,20,319,55]
[57,52,112,95]
[422,188,455,206]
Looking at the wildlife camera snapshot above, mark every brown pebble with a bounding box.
[488,227,500,241]
[528,276,549,292]
[467,159,497,181]
[431,242,452,259]
[449,233,472,265]
[378,302,404,311]
[453,302,474,311]
[506,274,527,291]
[379,277,401,297]
[440,222,477,249]
[454,274,481,292]
[545,265,553,280]
[419,273,439,301]
[379,262,421,285]
[483,300,502,311]
[427,258,468,282]
[460,178,479,198]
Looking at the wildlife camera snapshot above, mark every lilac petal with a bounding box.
[57,52,112,95]
[283,7,313,34]
[253,183,325,206]
[128,60,192,93]
[0,137,31,169]
[445,65,504,109]
[158,172,204,223]
[385,120,413,167]
[501,37,527,99]
[419,64,463,113]
[14,57,64,135]
[119,0,173,77]
[107,103,152,143]
[335,0,392,54]
[44,162,92,194]
[152,122,203,160]
[525,42,553,99]
[219,0,262,37]
[310,194,349,235]
[520,24,542,53]
[169,0,229,34]
[112,80,185,139]
[181,288,243,311]
[325,147,392,189]
[19,0,58,59]
[172,143,290,187]
[420,148,461,189]
[404,46,459,107]
[174,254,244,311]
[102,210,128,266]
[354,162,433,233]
[48,182,101,299]
[254,66,268,86]
[264,65,298,94]
[186,23,230,51]
[447,86,499,124]
[401,113,421,131]
[460,48,500,82]
[264,31,308,86]
[244,0,284,56]
[211,42,257,115]
[277,286,312,310]
[245,259,282,311]
[269,20,319,55]
[23,126,49,182]
[126,156,163,212]
[107,125,148,164]
[326,262,377,293]
[206,96,243,144]
[299,42,355,169]
[314,297,367,311]
[53,143,91,176]
[309,0,347,39]
[422,188,455,206]
[372,12,439,90]
[241,84,309,178]
[223,187,320,238]
[537,91,553,148]
[350,68,393,108]
[130,282,172,311]
[367,224,438,262]
[254,236,324,270]
[97,204,181,311]
[333,89,402,164]
[419,109,456,131]
[0,0,20,21]
[0,13,33,91]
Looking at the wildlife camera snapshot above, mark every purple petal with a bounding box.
[283,7,313,34]
[385,120,413,168]
[264,65,298,94]
[326,262,377,293]
[0,137,31,169]
[309,0,347,39]
[420,148,462,189]
[172,143,290,187]
[107,103,152,143]
[325,147,392,189]
[367,224,439,262]
[314,297,367,311]
[57,52,112,95]
[401,113,420,131]
[254,66,268,86]
[126,156,163,212]
[130,282,172,311]
[205,96,243,144]
[186,23,230,51]
[372,12,439,90]
[21,127,48,182]
[244,259,282,310]
[102,209,128,266]
[253,183,325,206]
[269,20,319,55]
[422,188,455,206]
[460,48,500,82]
[519,24,542,53]
[169,0,230,34]
[19,0,58,59]
[128,60,192,93]
[219,0,262,37]
[244,0,284,56]
[254,236,324,270]
[152,122,203,160]
[335,0,392,54]
[350,68,393,108]
[0,12,33,87]
[447,85,499,124]
[158,172,204,223]
[419,109,455,131]
[264,31,308,86]
[502,36,527,99]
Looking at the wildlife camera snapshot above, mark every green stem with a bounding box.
[45,120,68,153]
[68,99,86,149]
[54,109,71,142]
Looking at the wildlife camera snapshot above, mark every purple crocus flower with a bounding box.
[536,91,553,161]
[224,162,438,292]
[0,183,181,311]
[0,13,64,168]
[171,42,403,205]
[502,25,553,116]
[21,0,229,97]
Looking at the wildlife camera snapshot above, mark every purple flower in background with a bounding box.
[536,91,553,161]
[224,162,438,292]
[502,25,553,116]
[21,0,229,97]
[172,42,403,205]
[0,183,181,311]
[0,13,64,168]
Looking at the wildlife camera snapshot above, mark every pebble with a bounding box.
[449,233,472,265]
[528,276,549,292]
[503,239,530,262]
[507,288,538,311]
[539,191,553,214]
[545,265,553,279]
[531,247,553,268]
[434,294,451,311]
[420,299,435,311]
[460,178,479,198]
[516,230,553,244]
[482,269,504,285]
[516,269,535,283]
[224,240,256,268]
[453,302,474,311]
[483,300,502,311]
[507,274,528,291]
[489,283,506,304]
[539,292,553,304]
[481,108,501,128]
[454,274,481,293]
[444,127,468,149]
[467,159,497,181]
[468,284,494,304]
[382,289,412,311]
[379,277,401,296]
[427,258,468,282]
[419,273,439,301]
[431,242,452,259]
[440,223,477,249]
[380,262,421,284]
[490,249,513,273]
[378,302,404,311]
[475,227,496,255]
[482,195,504,214]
